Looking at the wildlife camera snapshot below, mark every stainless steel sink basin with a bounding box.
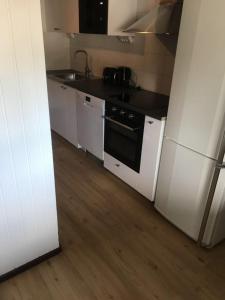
[56,72,85,82]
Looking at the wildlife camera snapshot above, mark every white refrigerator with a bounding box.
[155,0,225,248]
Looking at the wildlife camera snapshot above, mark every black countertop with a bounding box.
[47,70,169,120]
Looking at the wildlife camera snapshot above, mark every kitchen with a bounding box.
[1,0,225,299]
[44,0,179,202]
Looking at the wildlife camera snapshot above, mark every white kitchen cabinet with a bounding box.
[77,91,105,160]
[42,0,79,33]
[140,116,166,200]
[63,86,79,146]
[104,116,165,201]
[47,79,66,136]
[47,79,79,147]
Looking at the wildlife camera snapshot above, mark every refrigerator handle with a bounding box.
[216,162,225,169]
[198,130,225,246]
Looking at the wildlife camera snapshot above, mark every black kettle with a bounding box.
[116,67,132,87]
[103,67,118,84]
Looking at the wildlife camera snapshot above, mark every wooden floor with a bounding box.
[1,133,225,300]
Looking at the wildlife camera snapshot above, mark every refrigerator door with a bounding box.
[155,138,215,240]
[202,155,225,248]
[166,0,225,159]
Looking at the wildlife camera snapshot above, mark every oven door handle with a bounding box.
[104,116,140,132]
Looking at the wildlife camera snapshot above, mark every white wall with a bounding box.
[0,0,59,276]
[71,33,175,95]
[43,32,70,70]
[70,0,175,95]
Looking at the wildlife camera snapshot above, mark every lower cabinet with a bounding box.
[47,78,165,201]
[47,79,79,147]
[104,117,165,201]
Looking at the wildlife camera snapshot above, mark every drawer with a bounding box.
[104,153,152,200]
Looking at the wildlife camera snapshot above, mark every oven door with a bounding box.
[104,117,144,173]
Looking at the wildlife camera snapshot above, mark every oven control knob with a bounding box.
[111,107,117,112]
[120,110,126,115]
[128,113,135,119]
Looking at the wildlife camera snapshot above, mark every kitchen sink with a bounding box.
[55,72,85,82]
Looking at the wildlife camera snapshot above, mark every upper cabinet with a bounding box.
[42,0,79,33]
[79,0,108,34]
[79,0,138,35]
[107,0,138,36]
[42,0,137,35]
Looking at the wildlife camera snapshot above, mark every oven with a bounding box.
[104,102,145,173]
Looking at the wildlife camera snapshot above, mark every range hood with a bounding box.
[123,0,177,35]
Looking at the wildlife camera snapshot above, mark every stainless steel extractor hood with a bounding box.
[123,0,177,34]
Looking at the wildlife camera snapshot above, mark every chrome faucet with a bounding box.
[74,50,91,78]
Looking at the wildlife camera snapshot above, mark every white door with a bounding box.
[166,0,225,159]
[0,0,59,276]
[155,138,215,240]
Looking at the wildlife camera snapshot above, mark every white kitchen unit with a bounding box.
[47,79,79,147]
[0,0,59,276]
[77,91,105,160]
[104,117,165,201]
[42,0,79,33]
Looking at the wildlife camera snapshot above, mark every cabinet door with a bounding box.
[47,80,79,146]
[108,0,137,35]
[43,0,79,33]
[47,80,67,137]
[79,0,108,34]
[44,0,63,32]
[62,0,79,33]
[64,87,79,147]
[140,117,165,201]
[54,84,68,138]
[47,79,61,132]
[77,95,89,150]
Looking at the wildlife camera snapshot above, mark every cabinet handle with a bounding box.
[148,121,154,125]
[54,28,61,31]
[60,86,67,90]
[115,164,120,167]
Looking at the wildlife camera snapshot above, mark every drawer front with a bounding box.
[104,153,152,200]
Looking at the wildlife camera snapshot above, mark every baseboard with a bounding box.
[0,246,61,283]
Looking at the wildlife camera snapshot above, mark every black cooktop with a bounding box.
[107,87,169,120]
